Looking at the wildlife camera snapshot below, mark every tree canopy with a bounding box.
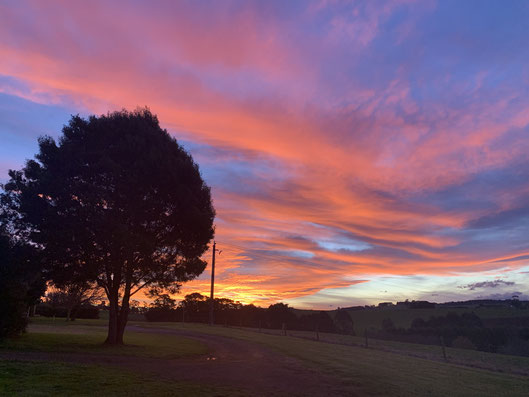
[2,108,215,344]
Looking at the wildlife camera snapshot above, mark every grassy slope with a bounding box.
[238,326,529,376]
[0,361,238,397]
[139,322,529,397]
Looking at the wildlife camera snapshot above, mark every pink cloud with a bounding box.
[2,0,529,306]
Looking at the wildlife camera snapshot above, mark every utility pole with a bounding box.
[209,241,217,326]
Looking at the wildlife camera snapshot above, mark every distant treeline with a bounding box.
[373,312,529,356]
[144,293,355,334]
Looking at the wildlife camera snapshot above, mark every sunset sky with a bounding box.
[1,0,529,308]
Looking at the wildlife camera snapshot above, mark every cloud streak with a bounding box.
[2,0,529,306]
[459,280,515,291]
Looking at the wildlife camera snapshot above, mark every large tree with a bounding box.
[2,109,215,344]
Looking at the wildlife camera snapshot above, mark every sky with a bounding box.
[1,0,529,309]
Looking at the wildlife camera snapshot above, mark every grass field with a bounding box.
[229,325,529,376]
[0,318,208,359]
[0,318,245,396]
[137,321,529,397]
[0,361,236,397]
[2,317,529,396]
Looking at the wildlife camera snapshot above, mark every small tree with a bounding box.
[267,303,296,329]
[2,109,215,344]
[46,283,103,321]
[151,293,177,309]
[334,308,355,335]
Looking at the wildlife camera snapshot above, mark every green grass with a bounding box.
[4,318,529,396]
[139,322,529,397]
[0,361,243,397]
[235,326,529,376]
[0,319,242,396]
[0,319,208,359]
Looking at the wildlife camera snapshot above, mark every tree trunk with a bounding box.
[105,290,120,345]
[116,296,130,344]
[116,306,129,344]
[105,261,133,345]
[115,276,133,344]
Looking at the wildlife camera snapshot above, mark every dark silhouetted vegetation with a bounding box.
[35,304,100,319]
[0,228,45,339]
[370,311,529,356]
[144,293,354,335]
[1,109,215,344]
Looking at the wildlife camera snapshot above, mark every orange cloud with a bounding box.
[2,1,529,307]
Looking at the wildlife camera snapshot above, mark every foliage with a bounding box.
[145,294,351,334]
[151,294,177,309]
[297,311,335,333]
[334,308,355,335]
[266,303,297,329]
[1,109,215,344]
[35,303,100,319]
[0,229,45,339]
[44,284,103,320]
[369,312,529,356]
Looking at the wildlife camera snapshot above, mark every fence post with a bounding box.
[364,329,369,348]
[315,324,320,341]
[440,335,447,361]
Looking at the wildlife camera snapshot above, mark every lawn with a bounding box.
[139,322,529,397]
[0,319,244,396]
[0,318,207,359]
[0,361,238,397]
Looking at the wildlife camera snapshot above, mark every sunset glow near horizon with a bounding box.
[2,0,529,309]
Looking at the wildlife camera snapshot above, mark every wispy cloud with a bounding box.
[459,280,515,291]
[2,1,529,306]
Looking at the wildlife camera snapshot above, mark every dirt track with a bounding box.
[0,325,353,396]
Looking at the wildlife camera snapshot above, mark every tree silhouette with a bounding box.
[0,228,45,339]
[267,303,296,329]
[2,109,215,344]
[46,283,103,321]
[334,308,355,335]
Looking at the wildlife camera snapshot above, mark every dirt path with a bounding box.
[0,325,353,396]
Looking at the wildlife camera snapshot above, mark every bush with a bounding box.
[0,232,44,339]
[74,305,100,319]
[35,303,67,318]
[35,303,99,319]
[334,309,355,335]
[144,307,179,322]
